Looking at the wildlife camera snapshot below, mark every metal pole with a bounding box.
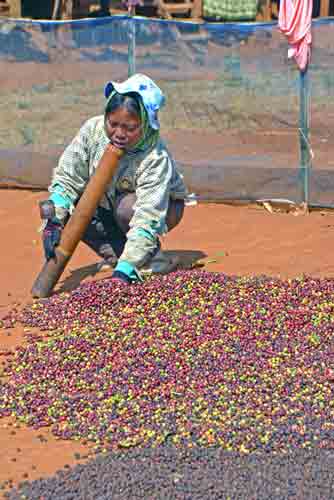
[299,68,311,205]
[128,5,136,77]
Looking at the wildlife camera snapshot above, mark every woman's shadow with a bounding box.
[57,249,207,294]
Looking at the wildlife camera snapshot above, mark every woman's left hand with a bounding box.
[111,260,141,285]
[111,270,132,285]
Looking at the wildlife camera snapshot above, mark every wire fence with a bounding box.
[0,15,333,205]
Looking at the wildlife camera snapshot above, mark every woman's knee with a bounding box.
[115,194,184,234]
[166,199,185,231]
[114,193,136,233]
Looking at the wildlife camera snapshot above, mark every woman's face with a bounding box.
[105,107,142,150]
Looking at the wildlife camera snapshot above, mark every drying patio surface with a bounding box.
[1,188,334,496]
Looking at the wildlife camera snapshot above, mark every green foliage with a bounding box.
[17,101,32,110]
[32,84,52,94]
[19,124,35,145]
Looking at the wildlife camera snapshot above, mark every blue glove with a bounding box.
[42,219,62,261]
[111,261,141,285]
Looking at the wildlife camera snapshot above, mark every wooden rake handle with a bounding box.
[31,144,123,298]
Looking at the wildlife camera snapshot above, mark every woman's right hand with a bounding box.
[42,219,62,261]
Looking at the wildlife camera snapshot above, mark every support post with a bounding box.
[320,0,330,17]
[128,6,136,77]
[299,69,311,205]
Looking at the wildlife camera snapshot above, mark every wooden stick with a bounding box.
[320,0,330,17]
[31,144,123,298]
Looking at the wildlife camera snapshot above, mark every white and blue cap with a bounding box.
[104,73,166,130]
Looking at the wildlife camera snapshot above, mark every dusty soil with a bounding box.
[1,187,334,494]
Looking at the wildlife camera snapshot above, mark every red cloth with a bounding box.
[278,0,313,71]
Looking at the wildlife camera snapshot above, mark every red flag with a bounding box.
[278,0,313,72]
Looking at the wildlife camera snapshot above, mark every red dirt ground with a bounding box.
[1,188,334,494]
